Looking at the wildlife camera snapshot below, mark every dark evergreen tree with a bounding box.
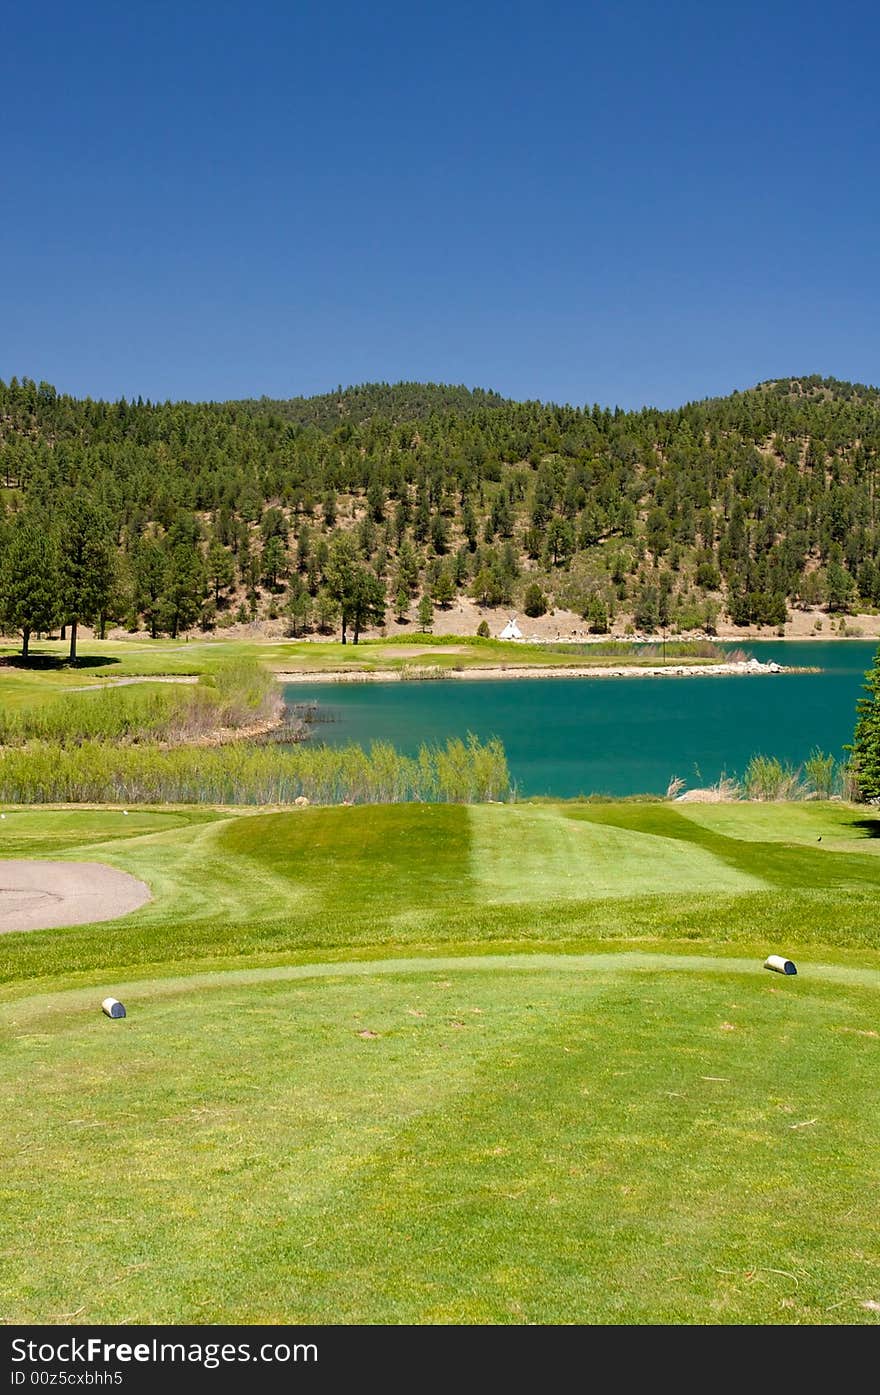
[206,540,235,606]
[417,594,434,632]
[432,568,455,608]
[161,546,205,638]
[262,535,286,590]
[132,540,168,639]
[0,515,61,658]
[848,646,880,801]
[57,493,115,662]
[523,582,548,617]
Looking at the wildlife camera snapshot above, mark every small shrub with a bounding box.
[523,583,548,618]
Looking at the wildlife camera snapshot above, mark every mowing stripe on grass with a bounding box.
[469,804,765,902]
[569,803,880,892]
[217,804,476,917]
[676,800,880,853]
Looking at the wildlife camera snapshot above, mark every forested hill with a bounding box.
[0,373,878,649]
[233,382,514,429]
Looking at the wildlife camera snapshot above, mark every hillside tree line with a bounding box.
[1,373,879,657]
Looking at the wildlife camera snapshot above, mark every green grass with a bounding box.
[0,631,727,713]
[2,801,879,986]
[2,799,880,1324]
[0,807,221,856]
[0,682,196,744]
[2,959,880,1323]
[0,650,276,742]
[468,804,764,900]
[677,800,880,851]
[0,734,510,806]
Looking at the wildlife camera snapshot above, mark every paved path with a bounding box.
[65,676,199,691]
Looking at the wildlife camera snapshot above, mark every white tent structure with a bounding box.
[499,616,524,641]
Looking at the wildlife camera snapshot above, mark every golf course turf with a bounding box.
[1,800,879,1324]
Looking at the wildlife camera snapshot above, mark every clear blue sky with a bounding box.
[3,1,878,409]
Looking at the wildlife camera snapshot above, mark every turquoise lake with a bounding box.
[283,641,877,798]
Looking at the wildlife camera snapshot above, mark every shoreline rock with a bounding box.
[276,659,799,684]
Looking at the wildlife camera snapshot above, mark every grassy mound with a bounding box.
[2,958,879,1323]
[2,801,879,985]
[2,800,879,1324]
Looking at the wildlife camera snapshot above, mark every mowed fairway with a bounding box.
[1,801,880,1323]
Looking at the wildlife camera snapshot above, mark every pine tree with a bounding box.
[432,568,455,608]
[285,576,312,636]
[417,594,434,632]
[325,535,359,645]
[206,539,235,605]
[826,558,855,613]
[314,590,339,633]
[349,569,386,644]
[325,534,386,643]
[848,646,880,801]
[133,539,168,639]
[585,593,609,634]
[262,535,286,589]
[429,514,449,554]
[395,539,420,596]
[58,493,115,662]
[296,523,311,573]
[461,499,478,551]
[0,515,61,659]
[161,546,205,638]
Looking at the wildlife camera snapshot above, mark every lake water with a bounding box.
[283,641,878,797]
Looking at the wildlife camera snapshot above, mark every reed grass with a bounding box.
[718,748,847,802]
[0,684,191,745]
[397,665,453,681]
[0,657,279,747]
[0,734,510,805]
[742,755,804,801]
[669,749,851,804]
[803,747,838,800]
[201,655,278,724]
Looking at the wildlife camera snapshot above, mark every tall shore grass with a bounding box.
[0,735,510,805]
[740,750,859,802]
[0,657,280,747]
[0,684,192,745]
[669,749,860,803]
[397,665,453,681]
